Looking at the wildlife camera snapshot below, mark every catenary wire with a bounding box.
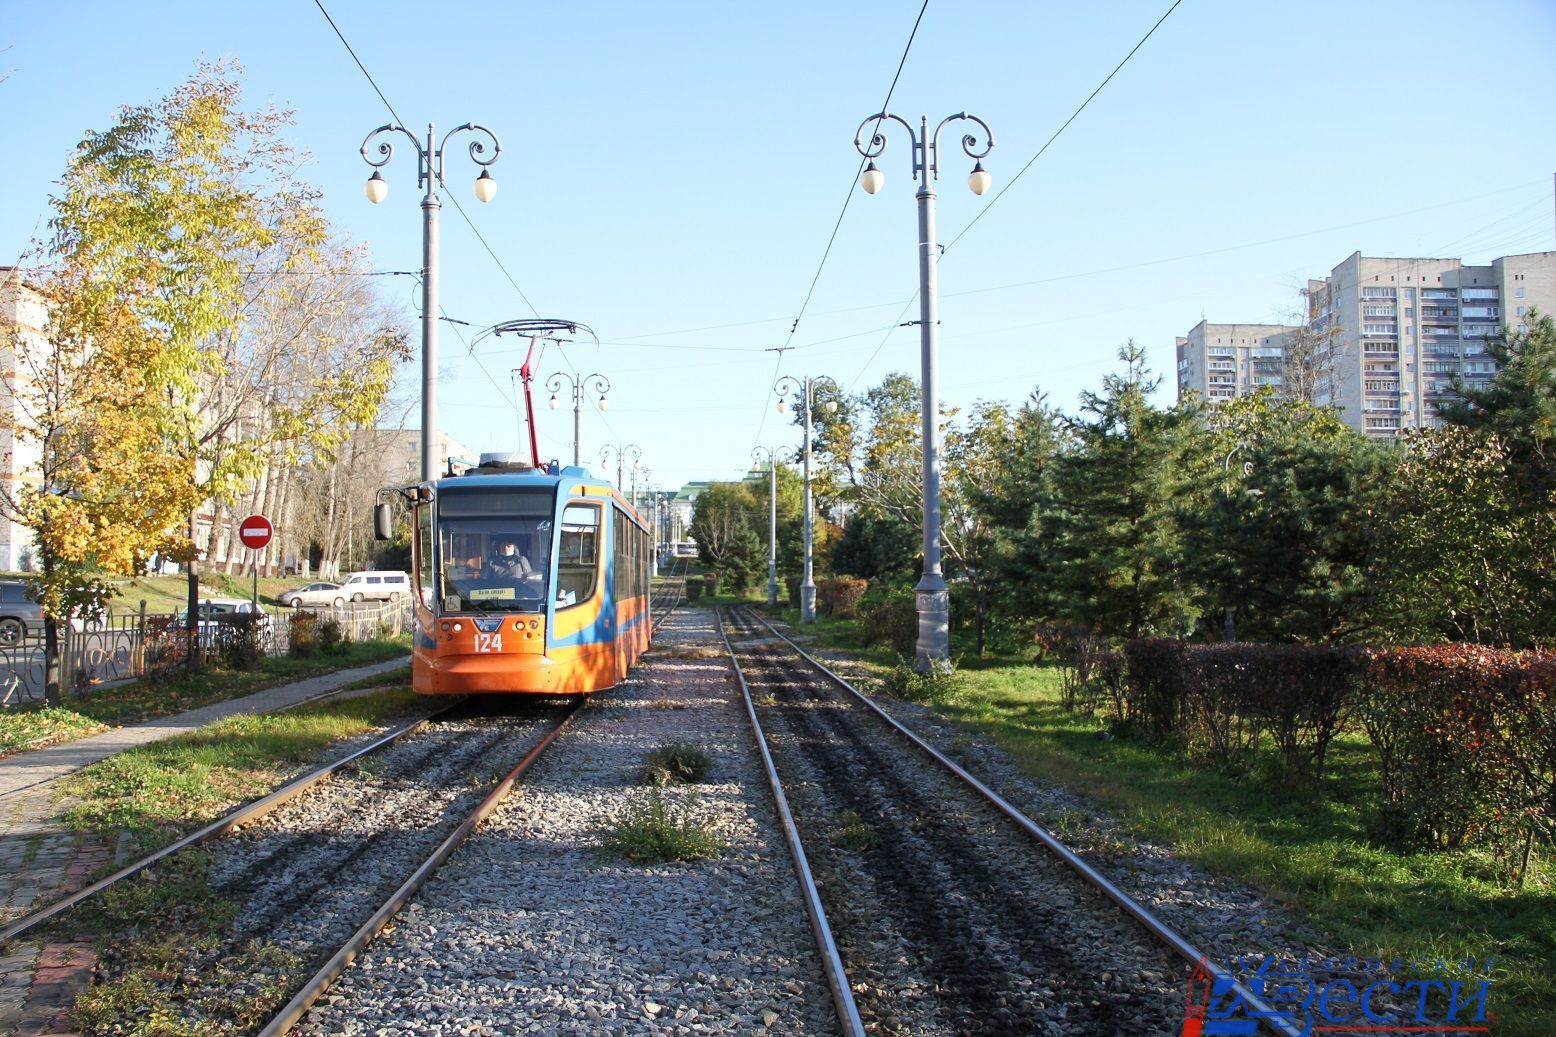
[941,0,1184,256]
[751,0,930,457]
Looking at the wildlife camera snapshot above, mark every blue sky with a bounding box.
[3,1,1555,490]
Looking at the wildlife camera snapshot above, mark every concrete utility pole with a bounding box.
[774,375,838,622]
[752,447,781,606]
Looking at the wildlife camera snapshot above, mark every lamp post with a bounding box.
[546,372,609,467]
[752,446,781,607]
[854,110,994,671]
[600,443,642,496]
[645,482,664,576]
[633,465,649,511]
[361,121,501,483]
[774,375,838,623]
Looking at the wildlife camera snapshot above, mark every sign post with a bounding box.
[238,515,274,611]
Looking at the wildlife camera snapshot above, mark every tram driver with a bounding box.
[488,536,534,579]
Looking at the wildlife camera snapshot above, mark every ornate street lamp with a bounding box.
[775,375,838,623]
[854,111,993,671]
[600,443,642,496]
[546,372,610,468]
[362,121,501,482]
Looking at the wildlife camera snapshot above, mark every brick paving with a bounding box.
[0,655,409,1037]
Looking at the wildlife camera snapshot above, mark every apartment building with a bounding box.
[1178,250,1556,438]
[0,268,45,571]
[1176,321,1299,404]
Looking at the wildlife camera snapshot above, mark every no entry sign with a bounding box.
[238,515,273,550]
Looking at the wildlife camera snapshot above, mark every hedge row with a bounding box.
[1045,631,1556,859]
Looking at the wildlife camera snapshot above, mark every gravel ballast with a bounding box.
[296,608,836,1036]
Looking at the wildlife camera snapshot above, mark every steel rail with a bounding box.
[257,698,583,1037]
[715,606,867,1037]
[734,605,1304,1037]
[0,701,458,946]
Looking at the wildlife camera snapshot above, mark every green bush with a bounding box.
[318,617,346,654]
[818,576,869,619]
[213,614,263,671]
[879,659,959,704]
[288,613,318,658]
[858,585,916,655]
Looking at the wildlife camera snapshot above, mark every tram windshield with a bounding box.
[436,487,555,614]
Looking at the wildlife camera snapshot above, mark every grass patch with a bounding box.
[829,808,881,852]
[0,706,109,755]
[914,658,1556,1036]
[638,742,713,786]
[65,848,304,1035]
[0,638,410,760]
[58,688,425,849]
[596,788,724,863]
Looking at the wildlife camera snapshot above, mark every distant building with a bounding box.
[665,482,708,546]
[0,268,44,571]
[1176,322,1299,405]
[1178,250,1556,438]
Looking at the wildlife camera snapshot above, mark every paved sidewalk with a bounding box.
[0,655,410,1037]
[0,656,410,802]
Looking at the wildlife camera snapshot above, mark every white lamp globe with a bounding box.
[859,162,885,195]
[365,171,388,204]
[968,162,992,196]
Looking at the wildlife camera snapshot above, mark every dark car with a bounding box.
[0,581,44,646]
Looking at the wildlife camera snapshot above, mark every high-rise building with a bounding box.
[1178,250,1556,438]
[1175,321,1299,405]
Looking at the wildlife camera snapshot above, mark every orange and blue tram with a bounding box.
[376,453,653,696]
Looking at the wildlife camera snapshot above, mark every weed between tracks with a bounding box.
[829,809,882,853]
[638,742,713,787]
[597,788,724,864]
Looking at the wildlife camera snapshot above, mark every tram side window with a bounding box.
[558,503,600,608]
[418,504,433,605]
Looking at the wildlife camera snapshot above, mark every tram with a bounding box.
[374,453,653,696]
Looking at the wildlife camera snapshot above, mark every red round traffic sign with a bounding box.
[238,515,273,550]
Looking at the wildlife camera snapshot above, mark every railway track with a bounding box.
[719,603,1300,1037]
[3,699,579,1034]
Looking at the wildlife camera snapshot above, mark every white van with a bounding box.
[340,571,412,603]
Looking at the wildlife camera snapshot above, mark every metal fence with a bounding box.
[0,599,414,708]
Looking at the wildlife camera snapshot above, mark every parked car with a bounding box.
[0,581,102,645]
[0,581,43,646]
[176,598,271,644]
[339,571,411,603]
[277,582,346,609]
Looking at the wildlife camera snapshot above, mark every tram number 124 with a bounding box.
[475,632,503,653]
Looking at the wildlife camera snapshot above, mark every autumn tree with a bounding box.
[48,64,407,664]
[0,268,201,703]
